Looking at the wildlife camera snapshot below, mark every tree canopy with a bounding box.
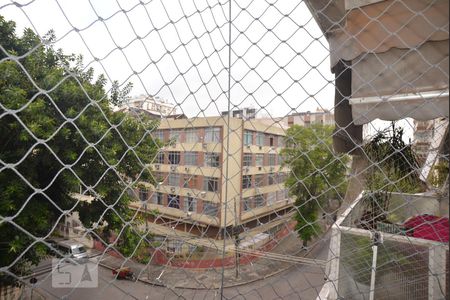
[281,124,349,246]
[0,15,159,284]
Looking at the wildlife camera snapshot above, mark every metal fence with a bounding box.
[0,0,448,299]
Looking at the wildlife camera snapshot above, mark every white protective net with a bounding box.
[0,0,448,299]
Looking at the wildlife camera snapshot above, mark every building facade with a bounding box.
[132,117,293,252]
[221,107,257,120]
[117,94,177,118]
[286,108,334,127]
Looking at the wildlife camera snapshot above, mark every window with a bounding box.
[268,173,276,185]
[254,194,265,207]
[184,152,198,166]
[244,130,253,146]
[168,194,180,209]
[185,128,199,143]
[168,173,180,186]
[255,154,264,166]
[205,127,220,143]
[205,152,220,167]
[170,130,181,143]
[269,136,274,147]
[267,192,276,205]
[254,174,265,187]
[184,197,197,212]
[203,202,219,217]
[153,192,164,205]
[139,189,148,202]
[243,153,252,167]
[168,151,180,164]
[243,197,253,211]
[256,132,265,146]
[153,130,164,142]
[268,154,276,166]
[242,175,252,189]
[204,177,219,192]
[155,152,164,164]
[183,175,197,188]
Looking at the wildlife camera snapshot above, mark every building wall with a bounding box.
[132,116,293,237]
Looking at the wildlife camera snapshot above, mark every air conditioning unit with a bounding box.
[155,164,160,170]
[246,145,251,149]
[170,165,177,172]
[187,192,191,196]
[155,185,160,190]
[170,187,176,193]
[202,143,207,149]
[270,146,275,151]
[258,166,262,171]
[184,167,190,173]
[259,146,262,150]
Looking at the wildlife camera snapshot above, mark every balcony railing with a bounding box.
[319,191,448,300]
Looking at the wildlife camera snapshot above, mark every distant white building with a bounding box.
[278,107,334,127]
[221,107,257,120]
[118,94,177,118]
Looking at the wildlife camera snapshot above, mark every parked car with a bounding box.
[53,240,89,263]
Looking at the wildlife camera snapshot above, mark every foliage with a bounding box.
[360,123,423,227]
[0,16,159,284]
[281,124,349,246]
[363,123,422,193]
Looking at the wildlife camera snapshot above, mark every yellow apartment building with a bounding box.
[131,116,294,252]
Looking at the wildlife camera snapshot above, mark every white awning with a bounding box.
[350,89,449,125]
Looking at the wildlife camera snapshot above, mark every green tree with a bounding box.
[0,16,159,284]
[281,124,349,247]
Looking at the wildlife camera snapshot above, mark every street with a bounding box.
[26,236,329,300]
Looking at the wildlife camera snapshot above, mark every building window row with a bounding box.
[153,127,221,144]
[154,151,221,167]
[243,130,284,147]
[242,173,288,189]
[153,173,220,193]
[242,153,284,167]
[242,189,289,211]
[146,192,219,217]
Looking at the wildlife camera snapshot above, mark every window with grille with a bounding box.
[256,132,265,146]
[185,128,199,143]
[242,175,252,189]
[268,173,276,185]
[170,130,181,143]
[155,152,164,164]
[203,202,219,217]
[244,130,253,146]
[243,197,253,211]
[153,192,164,205]
[268,154,276,166]
[204,127,220,143]
[255,154,264,166]
[168,151,180,164]
[255,174,265,187]
[204,177,219,192]
[184,152,198,166]
[168,194,180,209]
[267,192,276,205]
[139,189,148,202]
[168,173,180,186]
[184,197,196,212]
[254,194,265,207]
[153,130,164,142]
[205,152,220,167]
[243,153,252,166]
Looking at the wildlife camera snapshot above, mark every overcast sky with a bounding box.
[0,0,335,119]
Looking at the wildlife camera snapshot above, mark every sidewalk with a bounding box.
[91,231,329,289]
